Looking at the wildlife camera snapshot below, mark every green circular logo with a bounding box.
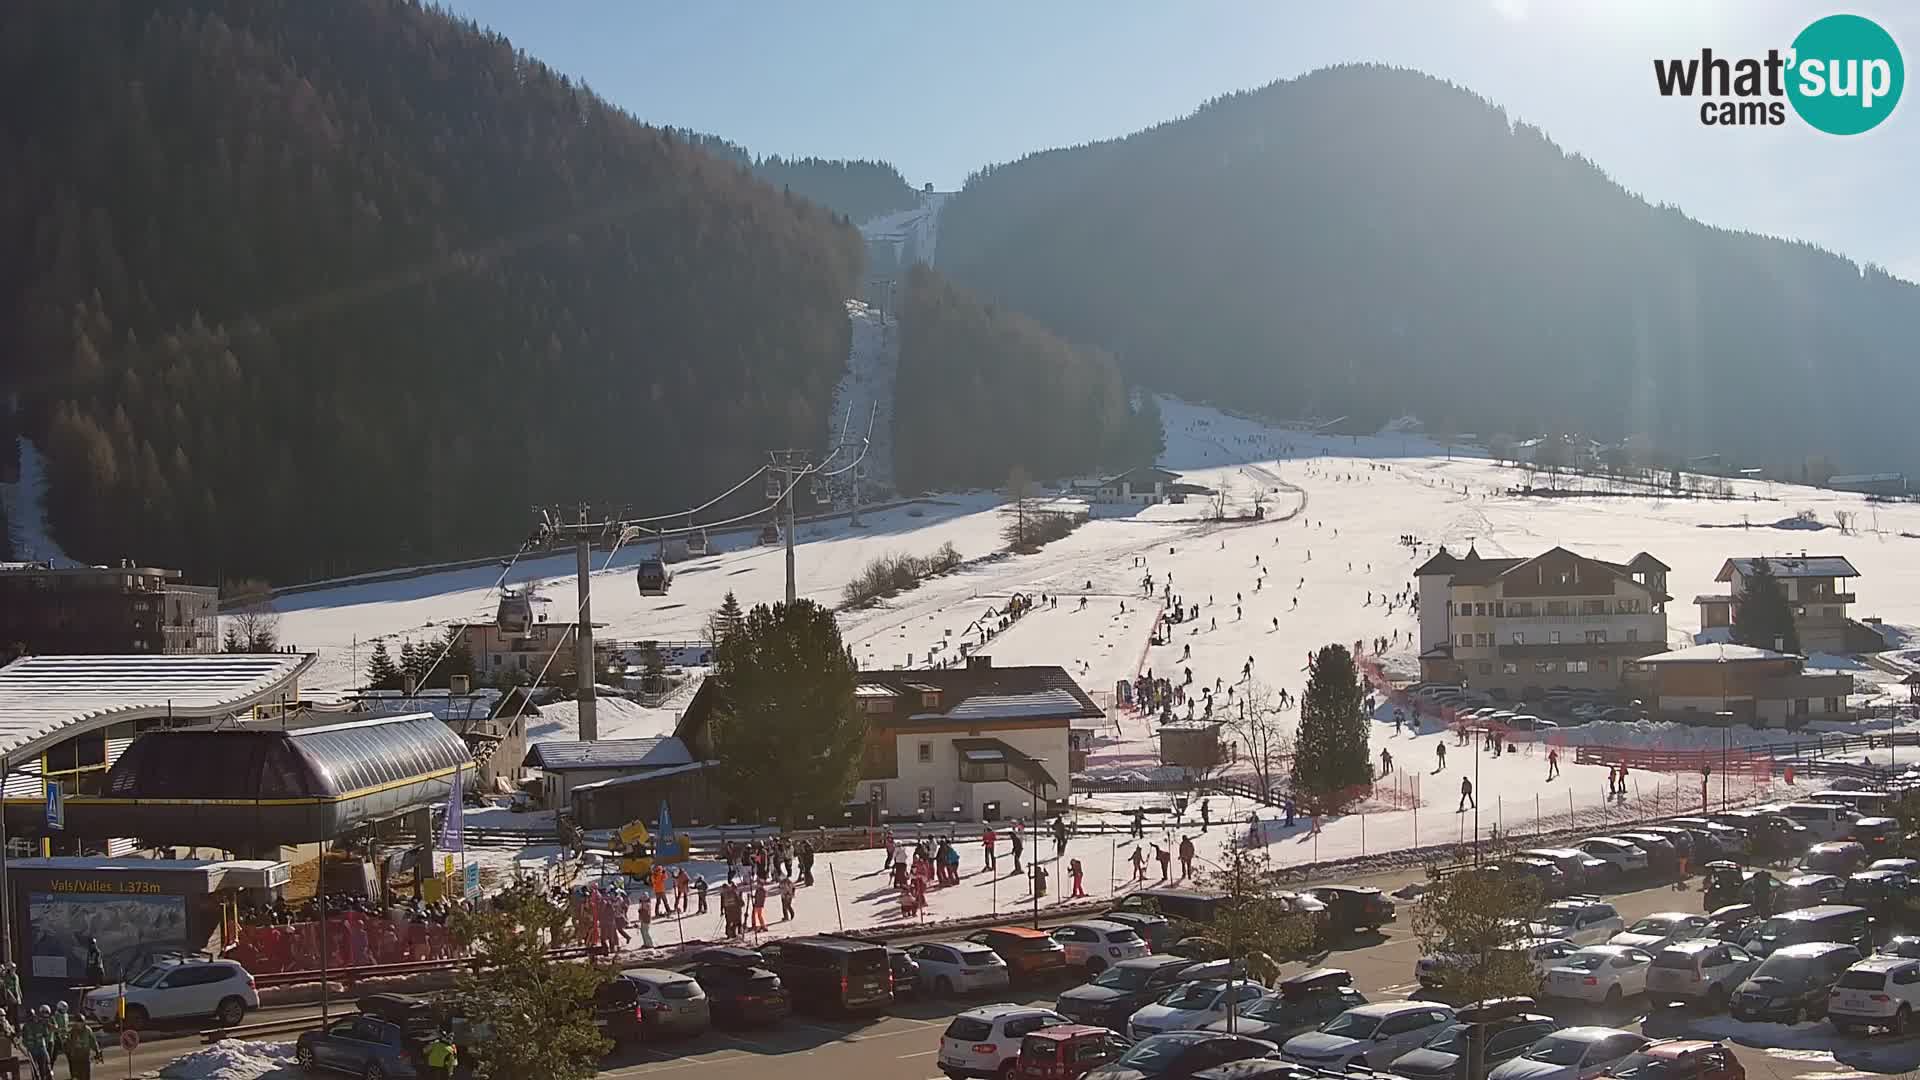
[1787,14,1903,135]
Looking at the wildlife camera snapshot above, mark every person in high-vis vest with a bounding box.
[63,1018,103,1080]
[425,1031,458,1080]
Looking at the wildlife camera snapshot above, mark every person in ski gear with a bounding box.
[1459,776,1475,811]
[1546,748,1560,780]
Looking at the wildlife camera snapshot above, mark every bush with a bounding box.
[1003,509,1086,553]
[841,542,964,608]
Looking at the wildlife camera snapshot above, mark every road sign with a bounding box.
[120,1028,139,1052]
[45,781,62,831]
[465,862,480,895]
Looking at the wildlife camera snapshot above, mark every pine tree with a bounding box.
[222,624,244,653]
[1290,643,1370,811]
[638,640,667,692]
[1732,557,1800,654]
[710,599,862,824]
[707,591,745,647]
[366,640,402,691]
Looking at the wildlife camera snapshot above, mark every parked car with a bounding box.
[296,1015,424,1078]
[1731,942,1862,1023]
[1777,802,1856,842]
[683,945,764,968]
[1522,850,1609,892]
[1542,946,1654,1007]
[1613,834,1680,876]
[1128,979,1268,1040]
[685,962,789,1027]
[1485,1026,1647,1080]
[1389,998,1556,1080]
[1499,859,1573,899]
[82,957,259,1029]
[1053,920,1153,975]
[1645,940,1760,1012]
[757,936,894,1014]
[1307,886,1396,934]
[1189,1063,1316,1080]
[1085,1033,1279,1080]
[1701,905,1759,943]
[1870,858,1920,875]
[1015,1025,1134,1080]
[1710,811,1811,860]
[1803,842,1870,877]
[1057,958,1231,1031]
[1829,955,1920,1034]
[969,926,1073,985]
[1199,969,1364,1044]
[594,968,711,1044]
[1603,1040,1745,1080]
[1667,819,1748,858]
[1610,914,1709,952]
[1419,939,1575,991]
[1877,935,1920,960]
[1112,889,1233,925]
[908,941,1014,997]
[940,1005,1070,1080]
[1775,874,1846,912]
[1843,869,1914,916]
[1744,904,1873,958]
[1103,911,1178,953]
[1630,827,1703,863]
[1278,1001,1455,1070]
[1701,864,1779,915]
[891,947,923,998]
[1849,817,1901,851]
[1575,838,1651,878]
[1532,901,1625,946]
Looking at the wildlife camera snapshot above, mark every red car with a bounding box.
[1014,1025,1131,1080]
[1608,1040,1744,1080]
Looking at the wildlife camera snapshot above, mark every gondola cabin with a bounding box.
[636,559,671,596]
[685,529,709,557]
[759,522,781,546]
[496,589,534,634]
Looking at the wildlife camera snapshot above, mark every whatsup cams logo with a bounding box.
[1654,13,1903,134]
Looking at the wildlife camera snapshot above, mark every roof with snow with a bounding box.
[569,760,713,792]
[522,736,694,772]
[1102,466,1181,486]
[1716,556,1859,581]
[861,664,1104,725]
[937,689,1090,722]
[1636,643,1801,664]
[1420,545,1669,593]
[0,653,313,759]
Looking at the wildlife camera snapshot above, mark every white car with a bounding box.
[1645,939,1761,1009]
[1279,1001,1455,1070]
[1531,901,1624,946]
[1830,956,1920,1034]
[1128,979,1266,1040]
[1542,945,1654,1006]
[904,941,1012,996]
[939,1005,1068,1079]
[1417,937,1573,990]
[1052,920,1151,975]
[1575,838,1650,876]
[1609,913,1710,952]
[1487,1027,1647,1080]
[83,957,259,1028]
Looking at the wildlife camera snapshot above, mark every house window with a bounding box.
[1511,601,1534,616]
[1626,629,1638,642]
[1596,658,1610,672]
[920,692,941,708]
[1534,660,1556,673]
[1582,600,1606,615]
[917,742,932,764]
[1476,633,1491,647]
[1824,697,1840,713]
[1585,630,1607,644]
[1478,663,1493,676]
[1547,601,1569,616]
[1548,631,1562,645]
[1566,660,1589,673]
[1793,699,1809,716]
[918,787,935,809]
[1475,603,1488,617]
[1502,662,1519,674]
[1458,634,1471,648]
[1511,632,1525,645]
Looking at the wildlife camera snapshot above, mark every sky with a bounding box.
[440,1,1919,281]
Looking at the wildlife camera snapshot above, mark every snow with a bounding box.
[0,437,74,565]
[155,1039,299,1080]
[1639,643,1794,663]
[527,696,680,744]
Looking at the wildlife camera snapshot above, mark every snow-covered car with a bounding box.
[1829,956,1920,1034]
[1645,940,1760,1011]
[905,941,1013,996]
[1127,980,1266,1041]
[1530,901,1624,946]
[1574,838,1649,877]
[1052,921,1152,975]
[84,957,258,1028]
[1609,913,1709,951]
[940,1005,1069,1080]
[1542,945,1653,1006]
[1485,1026,1646,1080]
[1278,1001,1454,1070]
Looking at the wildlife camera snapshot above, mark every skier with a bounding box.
[1069,857,1086,897]
[1128,846,1147,882]
[1546,748,1560,781]
[1153,843,1171,882]
[1436,742,1447,770]
[1458,776,1476,812]
[1379,747,1393,776]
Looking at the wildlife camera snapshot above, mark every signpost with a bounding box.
[465,862,480,896]
[45,781,62,831]
[122,1027,139,1078]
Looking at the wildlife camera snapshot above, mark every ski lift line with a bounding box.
[528,527,637,694]
[613,464,775,526]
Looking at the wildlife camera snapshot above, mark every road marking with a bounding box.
[900,1049,940,1058]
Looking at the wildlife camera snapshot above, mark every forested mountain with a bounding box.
[0,1,863,584]
[893,265,1159,493]
[938,64,1920,474]
[670,130,920,225]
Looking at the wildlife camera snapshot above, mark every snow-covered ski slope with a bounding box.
[279,395,1920,728]
[0,438,75,566]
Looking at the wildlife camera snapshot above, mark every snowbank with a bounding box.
[156,1040,298,1080]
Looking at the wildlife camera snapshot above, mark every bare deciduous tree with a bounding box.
[1223,680,1293,801]
[221,577,281,652]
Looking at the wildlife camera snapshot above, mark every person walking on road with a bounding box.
[1458,776,1476,812]
[1068,858,1086,898]
[1128,845,1147,882]
[22,1005,53,1080]
[635,890,655,948]
[751,880,769,930]
[1178,835,1196,879]
[695,875,709,914]
[1010,827,1024,874]
[1379,747,1393,777]
[1153,844,1171,882]
[1199,799,1211,832]
[779,876,797,921]
[63,1018,103,1080]
[1436,743,1447,770]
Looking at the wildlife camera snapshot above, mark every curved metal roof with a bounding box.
[105,712,471,800]
[0,653,312,759]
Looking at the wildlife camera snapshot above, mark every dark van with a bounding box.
[1745,904,1872,957]
[1111,888,1233,924]
[757,936,894,1014]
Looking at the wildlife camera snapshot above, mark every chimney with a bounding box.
[450,674,470,695]
[967,654,992,670]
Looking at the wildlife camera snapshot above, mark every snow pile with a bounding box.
[157,1039,299,1080]
[527,696,679,744]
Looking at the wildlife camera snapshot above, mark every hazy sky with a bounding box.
[442,1,1918,280]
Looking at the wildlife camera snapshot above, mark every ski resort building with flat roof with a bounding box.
[1415,545,1670,695]
[1626,642,1855,727]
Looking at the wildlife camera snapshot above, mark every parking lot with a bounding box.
[578,869,1920,1080]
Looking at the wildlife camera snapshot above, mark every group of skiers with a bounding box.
[0,963,106,1080]
[1126,834,1201,882]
